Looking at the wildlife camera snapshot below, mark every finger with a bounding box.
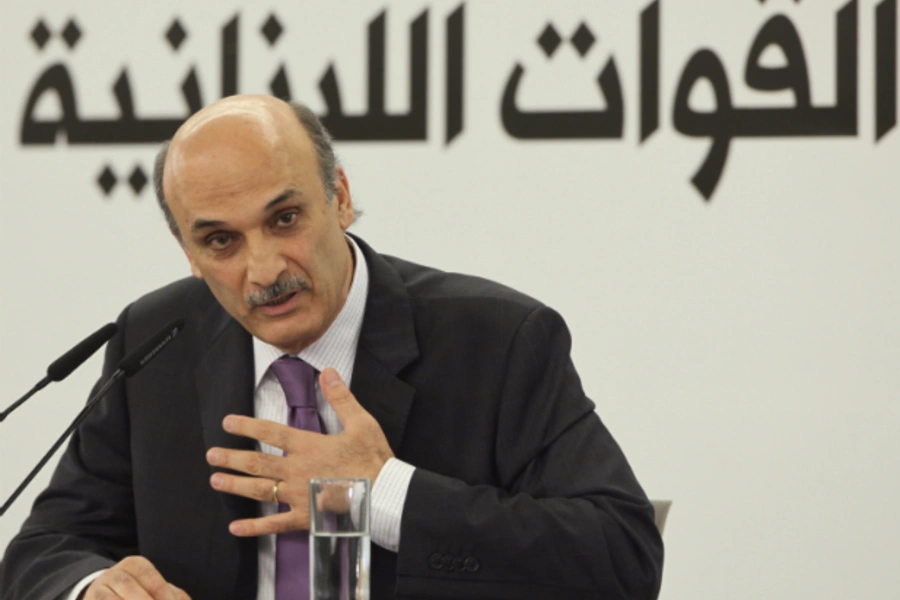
[113,556,177,600]
[222,415,315,452]
[210,472,290,505]
[206,447,286,480]
[87,557,181,600]
[229,510,305,537]
[168,584,192,600]
[85,582,128,600]
[86,582,133,600]
[95,572,155,600]
[319,368,364,427]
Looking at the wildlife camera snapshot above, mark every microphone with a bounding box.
[1,323,118,422]
[118,319,184,376]
[0,318,185,517]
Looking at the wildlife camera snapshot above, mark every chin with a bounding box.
[263,327,317,354]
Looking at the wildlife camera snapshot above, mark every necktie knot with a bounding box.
[270,356,317,410]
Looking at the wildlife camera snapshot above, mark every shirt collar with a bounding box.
[252,235,369,388]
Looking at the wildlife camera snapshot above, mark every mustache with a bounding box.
[246,275,310,308]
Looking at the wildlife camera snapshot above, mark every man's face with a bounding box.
[164,102,355,354]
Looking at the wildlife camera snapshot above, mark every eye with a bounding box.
[275,211,299,228]
[206,233,232,250]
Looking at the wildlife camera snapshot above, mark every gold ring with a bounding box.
[273,480,281,504]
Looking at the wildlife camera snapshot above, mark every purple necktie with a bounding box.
[270,356,321,600]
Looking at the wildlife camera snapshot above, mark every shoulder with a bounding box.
[354,235,551,331]
[372,253,568,352]
[117,276,228,349]
[126,276,217,323]
[384,254,542,315]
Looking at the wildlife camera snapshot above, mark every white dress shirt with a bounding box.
[65,236,416,600]
[252,236,415,600]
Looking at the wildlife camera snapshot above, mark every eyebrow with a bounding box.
[264,189,298,211]
[190,189,299,234]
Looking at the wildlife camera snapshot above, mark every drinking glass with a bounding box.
[309,478,370,600]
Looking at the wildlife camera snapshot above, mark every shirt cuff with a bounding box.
[63,570,105,600]
[370,458,415,553]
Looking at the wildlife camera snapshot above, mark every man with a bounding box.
[0,96,663,599]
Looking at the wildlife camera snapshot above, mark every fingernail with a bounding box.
[223,416,235,432]
[207,449,220,464]
[322,369,342,388]
[211,473,223,488]
[230,522,244,536]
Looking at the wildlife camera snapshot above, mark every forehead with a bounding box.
[164,110,321,215]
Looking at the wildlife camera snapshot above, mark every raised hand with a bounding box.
[205,368,393,536]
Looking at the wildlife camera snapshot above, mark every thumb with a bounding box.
[319,368,363,426]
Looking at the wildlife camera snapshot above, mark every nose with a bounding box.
[245,236,287,288]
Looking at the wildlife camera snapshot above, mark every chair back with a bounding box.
[650,500,672,535]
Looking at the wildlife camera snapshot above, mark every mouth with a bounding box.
[254,290,303,317]
[261,291,298,307]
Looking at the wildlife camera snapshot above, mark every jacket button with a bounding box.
[451,557,465,571]
[429,553,443,570]
[441,555,454,570]
[464,556,480,572]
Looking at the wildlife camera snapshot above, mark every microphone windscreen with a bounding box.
[46,323,119,382]
[118,319,184,377]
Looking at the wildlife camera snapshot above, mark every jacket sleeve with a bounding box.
[394,306,664,599]
[0,307,136,600]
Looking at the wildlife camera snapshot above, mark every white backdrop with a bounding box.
[1,1,898,598]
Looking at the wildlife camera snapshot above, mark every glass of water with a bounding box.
[309,478,370,600]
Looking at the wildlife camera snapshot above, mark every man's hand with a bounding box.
[82,556,190,599]
[205,368,394,537]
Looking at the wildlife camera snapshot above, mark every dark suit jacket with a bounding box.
[0,238,663,599]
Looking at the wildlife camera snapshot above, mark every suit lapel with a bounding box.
[351,347,416,451]
[193,305,259,598]
[351,237,419,452]
[195,308,257,515]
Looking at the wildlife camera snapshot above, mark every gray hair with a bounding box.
[153,100,344,240]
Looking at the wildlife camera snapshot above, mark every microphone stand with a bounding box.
[0,370,125,517]
[0,377,51,422]
[0,318,183,517]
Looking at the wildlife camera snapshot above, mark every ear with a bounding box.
[334,167,354,230]
[174,232,204,280]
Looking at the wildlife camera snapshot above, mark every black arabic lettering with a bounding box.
[20,64,197,145]
[181,68,203,114]
[222,15,239,98]
[501,59,624,139]
[445,4,464,144]
[320,10,429,141]
[744,14,811,108]
[673,0,859,199]
[875,0,897,141]
[19,14,251,145]
[20,64,78,144]
[87,69,199,142]
[672,50,733,201]
[640,0,660,143]
[270,65,291,101]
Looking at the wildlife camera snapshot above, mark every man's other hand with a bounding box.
[81,556,190,599]
[205,368,394,536]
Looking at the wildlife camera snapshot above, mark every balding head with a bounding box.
[173,94,289,145]
[154,97,340,240]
